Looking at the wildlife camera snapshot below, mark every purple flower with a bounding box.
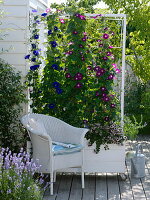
[104,116,110,121]
[30,65,40,71]
[94,66,100,71]
[32,9,37,12]
[102,96,110,102]
[31,44,36,49]
[81,57,85,61]
[99,44,103,47]
[54,26,58,31]
[50,41,57,47]
[103,33,109,39]
[33,50,39,56]
[102,93,107,97]
[100,68,105,74]
[74,73,83,81]
[102,56,108,61]
[110,103,116,108]
[82,38,86,42]
[24,54,30,59]
[41,13,47,17]
[68,51,73,55]
[104,27,108,31]
[96,71,103,77]
[100,86,107,92]
[79,44,83,48]
[48,30,52,35]
[34,34,39,39]
[56,88,63,94]
[72,30,78,35]
[87,66,92,70]
[106,52,112,56]
[96,91,100,96]
[31,58,36,62]
[75,82,83,88]
[108,74,114,80]
[51,64,59,70]
[52,82,60,88]
[65,73,71,78]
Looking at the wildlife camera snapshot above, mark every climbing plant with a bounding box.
[25,4,126,152]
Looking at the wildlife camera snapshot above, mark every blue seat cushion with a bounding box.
[52,143,83,156]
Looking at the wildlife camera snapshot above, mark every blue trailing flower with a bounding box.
[30,65,40,71]
[54,26,58,31]
[24,54,30,59]
[34,34,39,39]
[41,13,47,17]
[52,82,60,88]
[48,103,55,109]
[31,44,36,49]
[50,41,57,47]
[51,64,59,70]
[31,58,36,62]
[33,50,39,56]
[48,30,52,35]
[56,88,63,94]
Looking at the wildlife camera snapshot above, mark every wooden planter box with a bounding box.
[83,139,125,173]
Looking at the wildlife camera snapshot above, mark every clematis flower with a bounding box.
[34,34,39,39]
[33,50,39,56]
[52,82,60,88]
[65,73,71,78]
[48,104,55,109]
[110,103,116,108]
[60,19,65,23]
[51,64,59,70]
[30,65,40,71]
[100,86,107,92]
[50,41,57,47]
[72,30,78,35]
[106,52,112,56]
[103,33,109,39]
[108,74,114,80]
[48,30,52,35]
[94,66,100,71]
[75,82,83,88]
[24,54,30,59]
[104,116,110,121]
[41,13,47,17]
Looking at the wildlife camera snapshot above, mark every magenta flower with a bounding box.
[46,8,51,13]
[97,39,102,42]
[87,66,92,70]
[102,93,107,97]
[110,103,116,108]
[104,116,110,121]
[100,86,107,92]
[72,30,78,35]
[96,71,103,77]
[106,52,112,56]
[108,74,114,80]
[102,96,110,102]
[75,72,83,80]
[109,46,113,49]
[94,66,100,71]
[82,38,86,42]
[100,68,105,74]
[96,91,100,96]
[60,19,65,23]
[102,56,108,60]
[65,73,71,78]
[115,68,121,73]
[103,33,109,39]
[79,44,83,48]
[99,44,103,47]
[81,57,85,61]
[75,82,83,88]
[112,63,117,68]
[68,51,73,55]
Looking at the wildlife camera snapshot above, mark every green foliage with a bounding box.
[26,4,126,151]
[0,59,26,152]
[124,115,146,140]
[101,0,150,83]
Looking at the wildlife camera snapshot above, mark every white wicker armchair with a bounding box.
[21,113,89,195]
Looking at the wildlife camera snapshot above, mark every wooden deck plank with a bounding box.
[56,174,73,200]
[82,174,95,200]
[107,173,121,200]
[69,175,82,200]
[95,173,107,200]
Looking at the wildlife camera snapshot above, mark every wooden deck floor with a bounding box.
[44,136,150,200]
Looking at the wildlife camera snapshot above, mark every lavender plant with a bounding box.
[0,148,48,200]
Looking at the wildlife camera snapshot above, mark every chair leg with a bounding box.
[50,172,53,195]
[81,171,85,189]
[54,171,56,182]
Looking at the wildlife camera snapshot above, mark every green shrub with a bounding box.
[0,59,26,152]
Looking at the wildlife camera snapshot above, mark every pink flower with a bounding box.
[108,74,114,80]
[46,8,51,13]
[108,46,113,49]
[112,63,117,68]
[115,68,121,73]
[60,19,65,23]
[110,103,116,108]
[102,56,108,60]
[103,33,109,39]
[72,30,78,35]
[106,52,112,56]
